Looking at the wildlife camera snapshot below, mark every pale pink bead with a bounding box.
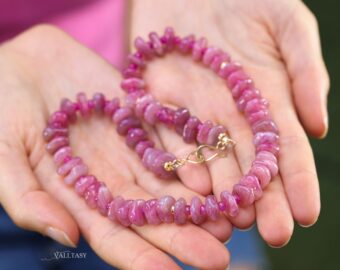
[256,143,280,157]
[64,164,88,186]
[227,70,249,89]
[92,93,106,113]
[248,110,270,125]
[48,111,69,128]
[107,196,125,222]
[183,116,201,143]
[121,78,145,93]
[104,98,120,117]
[231,79,254,99]
[116,199,134,227]
[135,94,154,118]
[218,62,242,79]
[232,184,255,207]
[53,146,72,166]
[240,175,263,200]
[116,117,141,136]
[162,27,176,51]
[134,37,154,58]
[43,127,68,142]
[252,119,278,134]
[249,165,271,188]
[177,35,195,53]
[237,89,260,111]
[97,185,113,216]
[254,132,279,147]
[46,136,69,154]
[256,150,278,163]
[253,159,279,178]
[207,125,226,145]
[144,102,162,124]
[127,53,146,69]
[156,196,176,223]
[135,140,155,158]
[205,195,219,221]
[190,196,206,225]
[152,152,176,179]
[77,92,90,118]
[156,107,175,125]
[122,67,142,79]
[192,37,207,61]
[60,98,77,122]
[84,182,101,209]
[112,107,134,124]
[75,175,97,196]
[197,120,213,144]
[174,108,190,135]
[57,157,82,176]
[244,98,268,116]
[125,91,145,108]
[128,199,146,226]
[143,199,161,225]
[220,191,239,217]
[174,198,188,225]
[126,128,148,148]
[142,148,162,170]
[202,46,222,66]
[210,53,231,72]
[149,32,165,56]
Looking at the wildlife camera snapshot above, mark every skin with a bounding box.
[0,0,329,269]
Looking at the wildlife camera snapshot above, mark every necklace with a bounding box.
[43,27,279,226]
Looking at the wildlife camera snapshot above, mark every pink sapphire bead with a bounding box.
[46,136,69,154]
[135,94,154,118]
[125,91,145,108]
[104,98,120,117]
[116,117,142,136]
[157,107,175,125]
[43,127,68,142]
[156,196,176,223]
[253,159,279,178]
[220,191,239,217]
[240,175,263,200]
[248,110,270,125]
[113,107,134,124]
[192,37,207,61]
[48,111,69,128]
[174,198,188,225]
[256,150,277,163]
[144,101,162,124]
[174,108,190,135]
[60,98,77,122]
[75,175,97,196]
[205,195,219,221]
[64,164,88,186]
[197,120,213,144]
[210,53,231,72]
[232,184,255,207]
[142,148,162,170]
[254,132,279,147]
[53,146,72,166]
[237,89,260,111]
[77,93,91,117]
[207,125,226,145]
[128,199,146,226]
[143,199,161,225]
[97,184,113,215]
[202,47,221,66]
[128,53,146,69]
[162,27,176,51]
[190,197,206,225]
[123,67,142,79]
[92,93,106,113]
[231,79,254,99]
[135,140,155,158]
[218,62,242,80]
[84,182,101,208]
[121,78,145,93]
[178,35,195,53]
[227,70,249,89]
[134,37,154,58]
[108,196,125,222]
[116,200,134,227]
[152,152,176,179]
[249,165,271,188]
[256,143,280,157]
[57,157,82,176]
[252,119,278,134]
[126,128,148,148]
[149,32,165,56]
[183,116,201,143]
[244,98,268,116]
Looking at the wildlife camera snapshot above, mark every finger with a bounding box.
[0,139,79,247]
[275,2,330,138]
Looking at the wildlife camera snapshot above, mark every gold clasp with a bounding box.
[164,133,236,171]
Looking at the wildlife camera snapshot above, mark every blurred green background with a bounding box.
[266,0,340,269]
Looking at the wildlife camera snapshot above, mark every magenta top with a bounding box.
[0,0,125,68]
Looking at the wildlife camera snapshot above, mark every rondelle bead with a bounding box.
[113,107,134,124]
[144,101,162,124]
[210,53,231,72]
[126,128,148,148]
[92,93,106,113]
[256,150,278,163]
[202,46,221,66]
[116,200,134,227]
[53,146,72,166]
[149,32,165,56]
[64,163,88,186]
[249,165,271,189]
[174,198,188,225]
[192,37,207,61]
[107,196,125,222]
[135,140,155,158]
[103,98,120,117]
[84,182,101,208]
[122,67,142,79]
[60,98,77,122]
[253,159,279,178]
[156,196,176,223]
[43,127,68,142]
[162,27,176,51]
[205,195,219,221]
[227,70,249,89]
[178,35,195,53]
[190,197,206,225]
[128,199,146,226]
[156,107,175,125]
[143,199,162,225]
[127,53,146,69]
[256,143,280,157]
[77,92,91,118]
[97,184,113,216]
[183,116,201,143]
[125,90,145,108]
[244,98,268,116]
[135,94,154,118]
[48,111,69,128]
[197,120,213,144]
[174,108,190,135]
[134,37,154,58]
[142,148,163,171]
[218,62,242,80]
[248,110,270,125]
[240,175,263,200]
[252,119,278,134]
[232,184,255,207]
[121,78,145,93]
[254,132,279,147]
[206,125,226,145]
[57,157,82,176]
[116,117,142,136]
[220,191,239,217]
[75,175,97,196]
[231,79,254,99]
[237,89,260,112]
[46,136,69,154]
[152,152,176,179]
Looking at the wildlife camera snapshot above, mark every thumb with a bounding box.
[0,139,79,247]
[275,2,330,138]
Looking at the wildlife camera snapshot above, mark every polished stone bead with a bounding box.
[128,53,146,69]
[156,107,175,125]
[75,175,97,196]
[177,35,195,53]
[205,195,219,221]
[252,119,278,134]
[149,32,165,56]
[57,157,82,176]
[126,128,148,148]
[46,136,69,154]
[143,199,162,225]
[43,127,68,142]
[253,159,279,178]
[125,91,145,108]
[92,93,106,113]
[156,196,176,223]
[240,175,263,200]
[254,132,279,147]
[48,111,69,128]
[64,164,88,186]
[249,165,272,189]
[128,199,146,226]
[107,196,125,222]
[134,37,154,58]
[232,184,255,207]
[84,182,101,209]
[152,152,176,179]
[197,120,213,144]
[135,140,155,158]
[183,116,201,143]
[116,200,134,227]
[116,117,142,136]
[121,78,145,92]
[227,70,249,89]
[135,94,154,118]
[218,62,242,80]
[113,107,134,124]
[53,146,72,166]
[97,184,113,216]
[192,37,207,61]
[206,125,226,145]
[256,143,280,157]
[104,98,120,117]
[142,148,163,170]
[237,89,260,111]
[248,110,270,125]
[77,92,90,118]
[202,46,221,66]
[144,101,162,124]
[244,98,268,116]
[174,108,190,135]
[210,53,231,72]
[174,198,188,225]
[231,79,254,99]
[220,191,239,217]
[162,27,176,51]
[190,196,206,225]
[60,98,77,122]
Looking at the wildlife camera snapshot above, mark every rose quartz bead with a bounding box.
[57,157,82,176]
[149,32,165,56]
[135,94,154,118]
[143,199,161,225]
[121,78,145,93]
[207,125,226,145]
[156,196,176,223]
[77,92,90,118]
[53,146,72,166]
[227,70,249,89]
[174,198,188,225]
[97,184,113,215]
[256,143,280,157]
[210,53,231,72]
[108,196,125,222]
[220,191,239,217]
[116,117,142,136]
[126,128,148,148]
[197,120,213,144]
[205,195,219,221]
[249,165,271,188]
[125,90,145,108]
[128,53,146,69]
[116,200,134,227]
[162,27,176,51]
[123,67,142,79]
[48,111,69,128]
[156,107,175,125]
[46,136,69,154]
[254,132,279,147]
[112,106,134,124]
[237,89,260,111]
[144,101,162,124]
[183,116,201,143]
[92,93,106,113]
[244,98,268,116]
[174,108,190,135]
[252,119,278,134]
[60,98,77,122]
[253,159,279,178]
[64,164,88,186]
[134,37,154,58]
[43,127,68,142]
[177,35,195,53]
[218,62,242,80]
[104,98,120,117]
[231,79,254,99]
[135,140,155,158]
[190,197,206,225]
[152,152,176,179]
[84,182,101,208]
[232,184,255,207]
[202,47,221,66]
[128,199,146,226]
[192,37,207,61]
[75,175,97,196]
[240,175,263,200]
[248,110,270,125]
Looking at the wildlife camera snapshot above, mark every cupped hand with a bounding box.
[130,0,329,247]
[0,25,230,270]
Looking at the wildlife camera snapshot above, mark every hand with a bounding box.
[0,25,230,269]
[130,0,329,247]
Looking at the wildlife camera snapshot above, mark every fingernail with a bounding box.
[320,113,329,138]
[46,227,76,248]
[267,238,291,249]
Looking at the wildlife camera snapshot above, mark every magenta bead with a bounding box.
[192,37,207,61]
[60,98,77,122]
[152,152,176,179]
[207,125,226,145]
[156,107,175,125]
[135,94,154,118]
[218,62,241,80]
[202,46,221,66]
[220,191,239,217]
[149,32,165,56]
[178,35,195,53]
[249,165,271,189]
[77,92,90,117]
[190,197,206,225]
[256,150,278,163]
[128,53,146,69]
[104,98,120,117]
[183,116,201,143]
[64,163,88,186]
[57,157,82,176]
[116,117,142,136]
[126,128,148,148]
[143,199,162,225]
[92,93,106,113]
[205,195,219,221]
[107,196,125,222]
[134,37,154,58]
[142,148,162,170]
[210,53,231,72]
[97,185,113,215]
[162,27,176,51]
[144,101,162,124]
[174,108,190,135]
[253,159,279,178]
[237,89,260,111]
[256,143,280,157]
[46,136,69,154]
[53,146,72,166]
[156,196,176,223]
[252,119,278,134]
[116,200,133,227]
[113,107,134,124]
[231,79,254,99]
[232,184,255,207]
[254,132,279,147]
[121,78,145,93]
[125,90,145,108]
[128,199,146,226]
[197,120,213,144]
[84,182,101,209]
[240,175,263,200]
[174,198,188,225]
[43,127,68,142]
[75,175,97,196]
[123,67,142,79]
[248,110,270,125]
[244,98,268,116]
[48,111,69,128]
[135,140,155,158]
[227,70,249,89]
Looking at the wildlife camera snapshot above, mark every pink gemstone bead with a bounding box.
[104,98,120,117]
[252,119,278,134]
[144,101,162,124]
[174,198,188,225]
[128,53,146,69]
[190,197,206,225]
[135,94,154,118]
[240,175,263,200]
[84,182,101,209]
[75,175,97,196]
[57,157,82,176]
[125,90,145,108]
[237,89,260,111]
[43,127,68,142]
[197,120,213,144]
[156,107,175,125]
[134,37,154,58]
[46,136,69,154]
[53,146,72,166]
[244,98,268,116]
[232,184,255,207]
[256,143,280,157]
[220,191,239,217]
[205,195,219,221]
[143,199,161,225]
[112,106,135,124]
[218,62,242,80]
[107,196,125,222]
[135,140,155,158]
[149,32,165,56]
[152,152,176,179]
[97,184,113,216]
[64,164,88,186]
[253,159,279,178]
[77,92,90,118]
[128,199,146,226]
[192,37,207,61]
[156,196,176,223]
[116,117,142,136]
[92,93,106,113]
[227,70,249,89]
[249,165,271,188]
[174,108,190,135]
[207,125,226,145]
[126,128,148,148]
[116,200,134,227]
[248,110,270,125]
[60,98,77,122]
[142,148,163,170]
[231,79,254,99]
[177,35,195,53]
[202,46,221,66]
[183,116,201,143]
[254,132,279,147]
[122,67,142,79]
[256,150,278,163]
[121,78,145,93]
[48,111,69,128]
[210,53,231,72]
[162,27,176,51]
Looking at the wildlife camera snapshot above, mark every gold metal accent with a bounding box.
[164,133,235,171]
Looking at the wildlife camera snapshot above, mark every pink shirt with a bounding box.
[0,0,125,68]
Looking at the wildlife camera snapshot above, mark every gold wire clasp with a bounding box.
[164,133,236,171]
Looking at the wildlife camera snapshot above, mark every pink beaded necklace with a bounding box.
[43,28,279,227]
